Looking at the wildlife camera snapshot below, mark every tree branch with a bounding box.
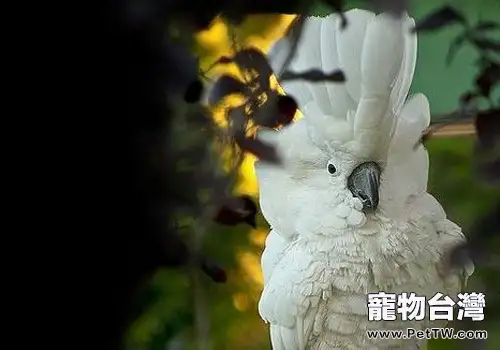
[425,120,476,138]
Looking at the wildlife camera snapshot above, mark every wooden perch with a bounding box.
[424,120,476,139]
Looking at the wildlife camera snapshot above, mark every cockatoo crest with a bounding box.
[263,9,419,158]
[256,10,429,233]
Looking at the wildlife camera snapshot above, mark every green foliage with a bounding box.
[126,271,192,350]
[427,137,499,226]
[426,137,500,350]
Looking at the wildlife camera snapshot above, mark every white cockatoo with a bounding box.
[255,9,474,350]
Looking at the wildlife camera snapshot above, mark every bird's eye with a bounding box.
[327,162,337,175]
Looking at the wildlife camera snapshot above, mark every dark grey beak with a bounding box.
[347,161,381,211]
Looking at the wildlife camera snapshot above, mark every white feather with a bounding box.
[390,15,418,117]
[352,13,407,158]
[336,9,375,103]
[380,93,431,218]
[360,13,405,96]
[261,229,290,284]
[319,14,353,118]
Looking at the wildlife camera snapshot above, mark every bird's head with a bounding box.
[255,10,429,237]
[255,119,384,237]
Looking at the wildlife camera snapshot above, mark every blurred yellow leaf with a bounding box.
[232,292,250,311]
[249,228,268,247]
[194,15,296,67]
[237,251,264,287]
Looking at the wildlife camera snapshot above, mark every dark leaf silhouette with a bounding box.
[227,104,248,133]
[184,79,205,103]
[251,96,280,128]
[233,48,271,72]
[276,95,298,126]
[474,20,499,32]
[472,38,500,52]
[475,62,500,97]
[204,56,234,75]
[460,91,478,104]
[236,136,281,164]
[475,108,500,149]
[208,75,251,105]
[217,56,234,64]
[446,33,467,65]
[411,6,466,33]
[281,69,345,82]
[201,259,227,283]
[474,108,500,185]
[233,48,273,91]
[251,92,297,128]
[213,195,257,228]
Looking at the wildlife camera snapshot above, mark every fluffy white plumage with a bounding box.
[255,9,474,350]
